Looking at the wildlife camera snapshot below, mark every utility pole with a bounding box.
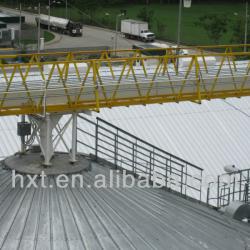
[176,0,183,73]
[19,3,22,48]
[115,13,124,54]
[177,0,182,49]
[176,0,192,72]
[115,14,119,52]
[244,0,248,52]
[48,0,51,31]
[66,0,68,19]
[37,3,41,54]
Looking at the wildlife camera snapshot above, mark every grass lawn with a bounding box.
[49,3,246,46]
[21,30,55,45]
[44,30,55,42]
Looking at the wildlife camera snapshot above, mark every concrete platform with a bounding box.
[3,151,91,175]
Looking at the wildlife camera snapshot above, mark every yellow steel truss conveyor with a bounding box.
[0,44,250,116]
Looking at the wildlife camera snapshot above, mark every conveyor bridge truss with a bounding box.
[0,44,250,116]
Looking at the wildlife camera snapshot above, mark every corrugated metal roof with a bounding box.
[91,97,250,181]
[1,97,250,200]
[0,163,249,250]
[0,116,19,159]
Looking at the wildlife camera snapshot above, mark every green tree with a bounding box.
[231,17,250,44]
[156,19,167,37]
[195,14,228,44]
[74,0,100,20]
[137,7,154,28]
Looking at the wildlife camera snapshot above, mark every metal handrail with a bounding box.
[207,168,250,208]
[77,114,203,201]
[96,117,203,171]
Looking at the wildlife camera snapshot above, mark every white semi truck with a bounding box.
[121,19,155,42]
[36,14,82,37]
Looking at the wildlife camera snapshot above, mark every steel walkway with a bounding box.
[0,44,250,116]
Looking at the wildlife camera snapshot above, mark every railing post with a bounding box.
[244,183,249,203]
[239,172,242,201]
[227,187,230,206]
[149,152,152,182]
[169,156,172,189]
[165,159,168,188]
[180,166,184,195]
[248,170,250,202]
[232,176,236,201]
[132,143,135,175]
[114,133,118,168]
[217,175,220,208]
[207,185,210,205]
[185,164,188,197]
[199,170,203,202]
[95,119,99,161]
[221,187,224,207]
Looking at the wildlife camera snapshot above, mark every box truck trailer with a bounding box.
[121,19,155,42]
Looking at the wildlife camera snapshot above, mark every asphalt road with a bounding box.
[46,25,140,50]
[0,6,166,50]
